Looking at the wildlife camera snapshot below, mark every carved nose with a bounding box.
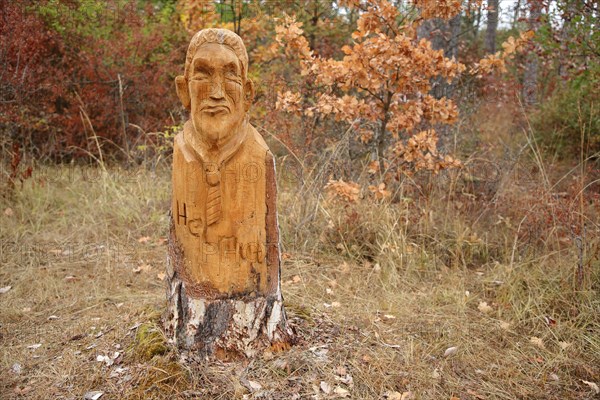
[209,81,225,100]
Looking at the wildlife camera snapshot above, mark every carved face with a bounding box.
[186,43,249,146]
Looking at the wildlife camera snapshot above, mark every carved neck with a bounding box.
[183,117,249,166]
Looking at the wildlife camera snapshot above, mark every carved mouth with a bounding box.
[202,106,229,115]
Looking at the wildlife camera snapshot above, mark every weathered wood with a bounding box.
[164,28,293,359]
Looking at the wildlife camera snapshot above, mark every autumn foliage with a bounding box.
[276,1,465,179]
[0,0,559,172]
[0,1,185,161]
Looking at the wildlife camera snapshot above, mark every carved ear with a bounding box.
[175,75,190,109]
[244,79,255,111]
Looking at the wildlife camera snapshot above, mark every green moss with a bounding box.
[133,322,168,361]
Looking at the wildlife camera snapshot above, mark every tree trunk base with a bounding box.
[164,230,294,360]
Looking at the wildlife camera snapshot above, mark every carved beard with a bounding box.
[191,100,246,149]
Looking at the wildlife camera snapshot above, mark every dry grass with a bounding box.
[1,132,599,400]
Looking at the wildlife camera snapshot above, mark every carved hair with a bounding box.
[184,28,248,80]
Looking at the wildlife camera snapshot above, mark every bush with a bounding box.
[533,71,600,160]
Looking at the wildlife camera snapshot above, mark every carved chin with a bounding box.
[192,114,241,143]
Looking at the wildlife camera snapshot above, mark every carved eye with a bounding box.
[191,70,210,81]
[224,70,241,82]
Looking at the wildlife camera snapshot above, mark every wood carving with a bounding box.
[164,28,293,359]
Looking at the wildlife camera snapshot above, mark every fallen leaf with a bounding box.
[4,207,14,216]
[110,367,129,378]
[499,321,511,330]
[466,389,486,399]
[320,381,332,394]
[97,354,112,366]
[478,301,492,313]
[339,261,350,273]
[84,391,104,400]
[0,286,12,294]
[262,349,274,361]
[581,380,600,394]
[384,392,403,400]
[386,391,413,400]
[157,272,166,281]
[292,275,301,283]
[338,374,353,386]
[530,336,545,349]
[11,363,22,374]
[432,368,441,379]
[137,236,151,243]
[333,386,350,397]
[331,301,341,308]
[273,358,288,370]
[558,341,571,350]
[247,380,262,392]
[14,386,31,395]
[133,264,151,273]
[444,346,458,357]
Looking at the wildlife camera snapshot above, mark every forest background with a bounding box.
[1,0,599,399]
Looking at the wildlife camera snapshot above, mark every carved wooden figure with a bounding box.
[164,29,293,359]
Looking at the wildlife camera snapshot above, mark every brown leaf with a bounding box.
[133,264,151,273]
[334,386,350,397]
[530,337,545,349]
[581,380,599,394]
[14,386,32,395]
[335,366,347,376]
[478,301,493,313]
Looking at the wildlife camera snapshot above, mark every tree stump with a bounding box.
[163,28,293,359]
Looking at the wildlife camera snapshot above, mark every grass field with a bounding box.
[1,159,599,399]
